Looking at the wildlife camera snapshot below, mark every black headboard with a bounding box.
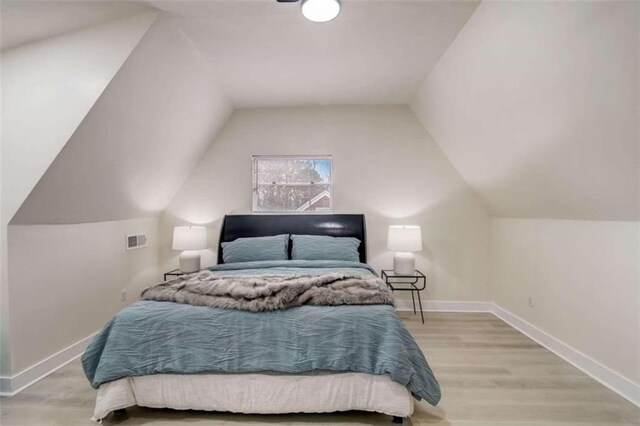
[217,214,367,264]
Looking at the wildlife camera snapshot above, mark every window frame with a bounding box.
[251,155,333,214]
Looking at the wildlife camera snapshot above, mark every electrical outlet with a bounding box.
[527,296,534,308]
[121,290,127,302]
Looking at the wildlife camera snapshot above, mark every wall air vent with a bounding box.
[126,233,147,250]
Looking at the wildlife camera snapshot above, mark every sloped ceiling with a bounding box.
[8,0,479,224]
[12,17,232,224]
[0,1,155,50]
[152,0,480,107]
[411,1,639,221]
[6,0,639,225]
[2,11,158,226]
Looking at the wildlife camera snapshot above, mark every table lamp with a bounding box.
[173,226,207,273]
[387,225,423,275]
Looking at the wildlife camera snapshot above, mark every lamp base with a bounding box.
[393,252,415,275]
[179,250,201,273]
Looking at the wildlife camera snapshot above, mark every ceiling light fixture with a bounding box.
[301,0,341,23]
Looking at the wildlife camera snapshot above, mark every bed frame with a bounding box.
[217,214,367,264]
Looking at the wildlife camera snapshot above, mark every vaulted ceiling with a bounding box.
[152,0,480,107]
[2,0,638,224]
[411,1,639,221]
[2,9,159,226]
[0,1,154,50]
[11,16,232,224]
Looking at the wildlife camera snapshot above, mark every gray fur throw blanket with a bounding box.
[141,271,394,312]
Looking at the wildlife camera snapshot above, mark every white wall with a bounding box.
[7,217,160,374]
[492,218,640,387]
[162,106,491,303]
[0,228,8,378]
[0,10,156,378]
[410,0,640,397]
[0,89,7,376]
[1,15,233,378]
[411,1,639,220]
[0,232,7,375]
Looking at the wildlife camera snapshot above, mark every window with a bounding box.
[252,155,332,213]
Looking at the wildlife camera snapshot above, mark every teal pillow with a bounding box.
[291,235,361,262]
[221,234,289,263]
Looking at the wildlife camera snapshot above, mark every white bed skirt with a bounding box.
[92,372,415,421]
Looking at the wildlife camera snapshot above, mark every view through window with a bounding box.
[252,156,332,213]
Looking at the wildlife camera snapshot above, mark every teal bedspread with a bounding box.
[81,260,441,405]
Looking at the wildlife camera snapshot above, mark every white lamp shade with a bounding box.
[387,225,423,252]
[172,226,207,251]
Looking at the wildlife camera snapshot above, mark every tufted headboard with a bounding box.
[217,214,367,264]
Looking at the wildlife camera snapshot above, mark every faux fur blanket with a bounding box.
[141,271,394,312]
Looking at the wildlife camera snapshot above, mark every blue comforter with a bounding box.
[82,260,441,405]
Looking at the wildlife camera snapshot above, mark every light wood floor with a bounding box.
[1,312,638,425]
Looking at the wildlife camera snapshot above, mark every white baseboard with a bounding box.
[395,299,492,313]
[492,304,640,408]
[0,332,96,397]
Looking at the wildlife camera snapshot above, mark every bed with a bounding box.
[82,214,440,423]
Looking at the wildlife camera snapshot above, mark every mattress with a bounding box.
[92,371,414,421]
